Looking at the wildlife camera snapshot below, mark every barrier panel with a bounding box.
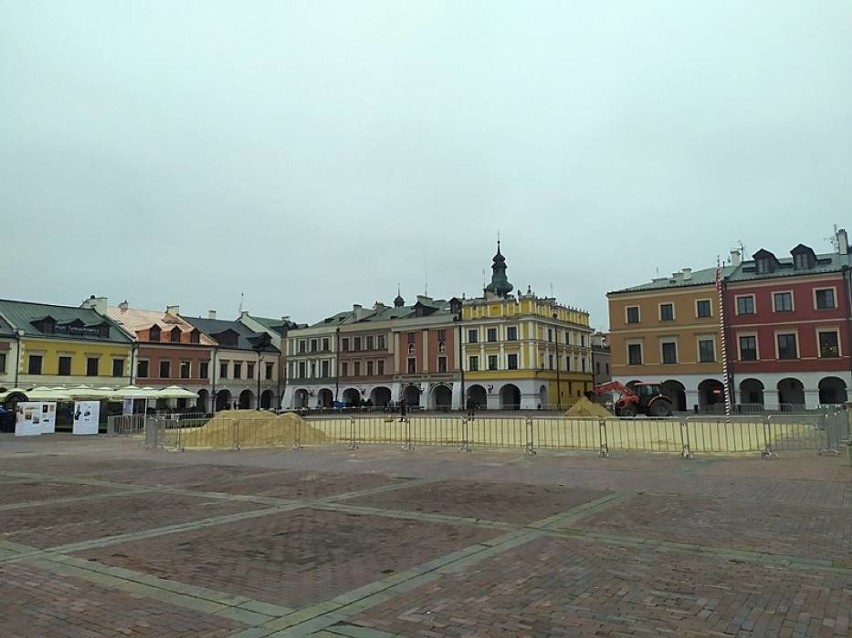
[528,416,602,452]
[107,415,146,435]
[464,416,527,449]
[684,416,766,454]
[605,418,686,454]
[765,413,828,453]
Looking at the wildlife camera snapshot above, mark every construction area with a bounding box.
[145,404,850,458]
[0,430,849,637]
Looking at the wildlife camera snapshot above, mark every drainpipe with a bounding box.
[334,327,340,403]
[211,346,218,412]
[129,342,138,384]
[14,329,23,387]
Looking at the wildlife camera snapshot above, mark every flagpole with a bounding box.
[716,261,732,420]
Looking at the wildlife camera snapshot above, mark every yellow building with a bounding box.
[457,243,593,410]
[0,299,134,391]
[607,265,732,411]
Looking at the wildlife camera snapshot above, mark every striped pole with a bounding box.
[716,263,732,420]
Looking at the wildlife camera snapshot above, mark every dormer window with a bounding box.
[791,244,816,270]
[149,325,161,342]
[189,329,200,344]
[753,249,779,275]
[31,316,56,334]
[170,327,181,343]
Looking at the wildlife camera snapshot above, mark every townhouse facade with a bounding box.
[0,298,134,392]
[607,228,852,411]
[99,300,217,410]
[180,313,281,410]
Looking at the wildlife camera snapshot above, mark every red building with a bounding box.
[725,233,852,409]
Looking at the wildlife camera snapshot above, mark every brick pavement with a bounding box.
[0,433,849,637]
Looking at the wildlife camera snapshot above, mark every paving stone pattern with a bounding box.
[0,435,849,637]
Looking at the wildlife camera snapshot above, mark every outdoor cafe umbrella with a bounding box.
[64,385,114,400]
[111,385,160,399]
[22,387,73,402]
[156,385,198,399]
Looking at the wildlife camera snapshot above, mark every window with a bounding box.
[438,341,446,353]
[739,336,757,361]
[488,355,498,371]
[159,360,171,378]
[468,329,478,343]
[354,361,361,376]
[354,337,361,351]
[377,360,385,375]
[605,363,609,374]
[170,327,181,343]
[468,356,479,371]
[200,361,209,379]
[548,354,554,370]
[596,362,600,375]
[437,329,446,341]
[366,336,374,350]
[773,292,793,312]
[320,361,329,377]
[777,333,798,359]
[696,300,712,318]
[299,340,307,353]
[566,356,571,371]
[487,328,497,342]
[580,335,586,347]
[220,362,229,379]
[321,337,330,351]
[112,358,124,377]
[180,361,191,379]
[437,356,447,372]
[265,362,274,379]
[547,329,553,343]
[815,289,836,310]
[659,303,674,321]
[407,333,415,345]
[581,357,587,372]
[0,352,6,374]
[247,362,255,379]
[698,339,715,363]
[341,362,348,377]
[233,362,242,379]
[310,339,318,352]
[341,338,349,352]
[86,357,99,376]
[377,335,385,349]
[58,356,72,376]
[298,361,306,378]
[626,306,640,324]
[507,353,518,370]
[819,331,839,358]
[627,344,642,365]
[367,360,374,375]
[407,358,416,374]
[661,342,677,364]
[137,360,149,378]
[149,325,161,342]
[736,296,755,315]
[507,326,517,341]
[189,330,200,344]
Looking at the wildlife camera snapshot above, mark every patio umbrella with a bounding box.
[156,385,198,399]
[23,387,73,401]
[111,385,159,399]
[65,385,114,400]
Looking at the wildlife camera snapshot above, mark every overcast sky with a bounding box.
[2,1,850,331]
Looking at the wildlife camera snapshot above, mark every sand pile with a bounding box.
[565,397,612,418]
[179,410,328,448]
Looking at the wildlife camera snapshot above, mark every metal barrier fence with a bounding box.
[107,415,147,435]
[139,407,851,459]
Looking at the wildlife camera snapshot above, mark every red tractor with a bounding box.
[589,381,673,417]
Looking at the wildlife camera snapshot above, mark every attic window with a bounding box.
[190,329,200,344]
[98,323,110,338]
[170,327,181,343]
[149,325,161,342]
[793,252,814,270]
[756,259,773,274]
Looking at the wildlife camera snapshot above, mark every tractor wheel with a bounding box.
[619,404,637,417]
[650,400,673,417]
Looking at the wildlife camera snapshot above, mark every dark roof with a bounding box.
[609,247,852,295]
[0,313,15,337]
[250,315,303,333]
[0,299,133,342]
[181,316,280,352]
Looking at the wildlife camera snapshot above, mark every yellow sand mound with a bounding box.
[565,396,612,418]
[178,409,328,448]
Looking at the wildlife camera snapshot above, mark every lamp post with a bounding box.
[553,313,561,411]
[452,307,465,411]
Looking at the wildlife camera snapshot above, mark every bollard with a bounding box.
[598,418,610,459]
[401,417,414,452]
[459,417,472,452]
[524,417,536,456]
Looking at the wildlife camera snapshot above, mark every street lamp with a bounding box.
[450,298,465,411]
[553,313,561,411]
[251,333,272,410]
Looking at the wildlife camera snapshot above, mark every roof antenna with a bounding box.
[423,251,428,296]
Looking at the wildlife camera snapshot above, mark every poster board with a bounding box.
[122,398,134,416]
[72,401,100,435]
[15,401,56,436]
[39,402,57,434]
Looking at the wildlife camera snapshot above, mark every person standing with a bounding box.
[399,398,407,421]
[466,396,477,420]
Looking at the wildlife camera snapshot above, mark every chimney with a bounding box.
[682,268,692,281]
[118,300,129,312]
[82,295,108,315]
[240,310,250,319]
[208,310,216,319]
[730,250,741,266]
[166,305,180,316]
[837,228,848,255]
